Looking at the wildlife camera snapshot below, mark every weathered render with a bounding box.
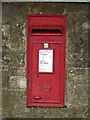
[2,3,89,118]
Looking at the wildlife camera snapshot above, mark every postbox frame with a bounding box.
[26,14,66,107]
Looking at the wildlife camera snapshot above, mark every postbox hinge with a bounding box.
[29,79,32,87]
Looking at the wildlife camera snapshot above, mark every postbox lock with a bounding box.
[44,43,49,48]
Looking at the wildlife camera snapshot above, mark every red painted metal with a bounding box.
[26,15,66,107]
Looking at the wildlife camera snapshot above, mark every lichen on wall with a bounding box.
[2,2,89,118]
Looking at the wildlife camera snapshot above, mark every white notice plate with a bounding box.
[38,49,53,73]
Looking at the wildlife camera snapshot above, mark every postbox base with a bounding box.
[26,102,65,108]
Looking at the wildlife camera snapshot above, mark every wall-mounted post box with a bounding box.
[27,15,66,107]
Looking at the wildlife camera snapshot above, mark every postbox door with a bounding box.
[31,42,64,104]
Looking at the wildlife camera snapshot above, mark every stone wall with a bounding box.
[2,2,89,118]
[0,2,2,119]
[1,0,90,2]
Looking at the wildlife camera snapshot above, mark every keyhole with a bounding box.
[37,74,39,77]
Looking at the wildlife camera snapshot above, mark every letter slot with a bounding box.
[31,28,63,36]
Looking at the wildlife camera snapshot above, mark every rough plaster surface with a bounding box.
[2,2,89,118]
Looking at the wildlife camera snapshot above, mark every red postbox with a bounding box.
[26,15,66,107]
